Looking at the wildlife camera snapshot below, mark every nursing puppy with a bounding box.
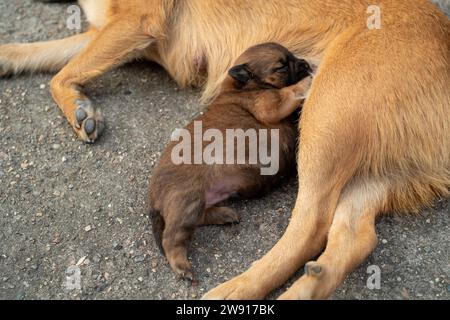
[148,43,312,279]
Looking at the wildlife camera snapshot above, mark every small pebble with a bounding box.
[76,256,87,266]
[133,255,145,263]
[84,225,92,232]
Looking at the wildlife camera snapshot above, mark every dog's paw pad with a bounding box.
[74,99,105,143]
[305,261,323,277]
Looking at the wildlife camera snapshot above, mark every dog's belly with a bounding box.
[205,179,240,208]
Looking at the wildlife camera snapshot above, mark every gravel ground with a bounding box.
[0,1,449,300]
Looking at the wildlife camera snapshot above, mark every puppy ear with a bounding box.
[228,64,252,84]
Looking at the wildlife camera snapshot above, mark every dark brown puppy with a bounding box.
[148,43,312,279]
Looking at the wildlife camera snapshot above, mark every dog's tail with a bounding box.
[148,204,165,255]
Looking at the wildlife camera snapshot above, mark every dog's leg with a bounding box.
[278,179,384,300]
[202,199,332,299]
[162,195,205,280]
[275,76,312,119]
[50,17,152,142]
[198,207,240,226]
[0,31,95,77]
[251,77,312,125]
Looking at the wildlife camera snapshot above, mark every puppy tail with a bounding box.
[148,205,165,255]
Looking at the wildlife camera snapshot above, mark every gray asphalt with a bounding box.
[0,0,449,300]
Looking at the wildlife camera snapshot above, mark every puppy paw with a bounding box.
[179,270,194,282]
[171,260,194,281]
[200,207,241,226]
[74,99,105,143]
[292,76,313,99]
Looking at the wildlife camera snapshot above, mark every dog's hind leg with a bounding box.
[161,194,206,280]
[49,17,153,142]
[0,30,95,77]
[278,178,384,300]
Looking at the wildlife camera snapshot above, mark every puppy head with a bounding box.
[228,43,312,90]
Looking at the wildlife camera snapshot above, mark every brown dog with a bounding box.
[149,43,312,279]
[0,0,449,299]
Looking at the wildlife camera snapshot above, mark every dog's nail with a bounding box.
[84,118,96,135]
[305,262,323,277]
[76,108,88,125]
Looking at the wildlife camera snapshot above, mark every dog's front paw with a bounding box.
[74,99,105,143]
[292,76,313,99]
[202,274,263,300]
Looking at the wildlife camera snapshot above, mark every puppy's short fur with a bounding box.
[148,43,312,279]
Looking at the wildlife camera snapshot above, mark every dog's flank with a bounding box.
[148,43,311,279]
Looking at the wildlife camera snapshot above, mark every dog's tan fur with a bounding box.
[0,0,449,299]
